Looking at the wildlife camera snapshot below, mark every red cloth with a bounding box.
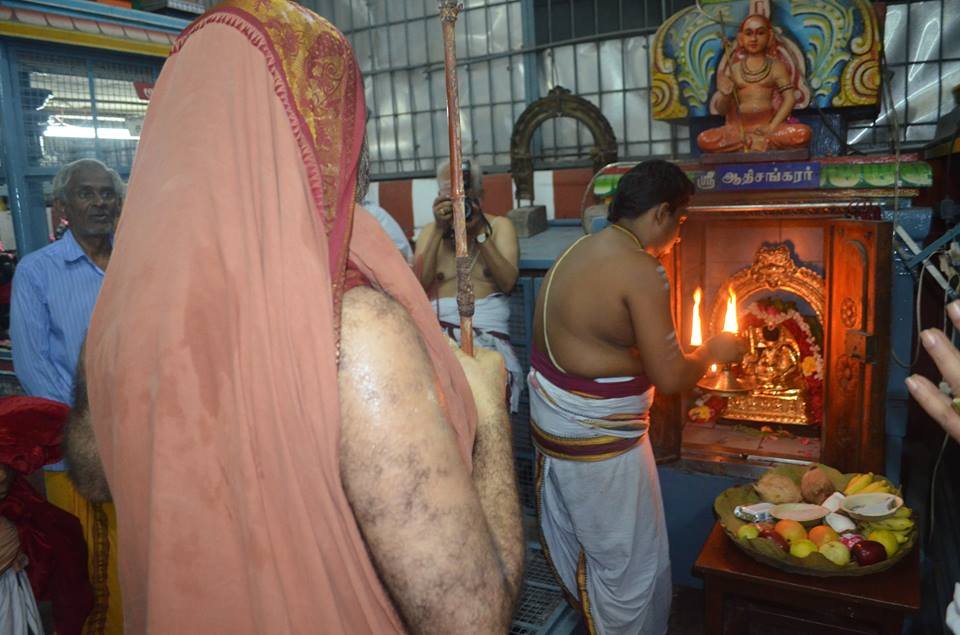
[0,396,68,473]
[0,396,93,635]
[0,479,93,635]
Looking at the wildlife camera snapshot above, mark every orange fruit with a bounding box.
[774,519,807,543]
[808,525,840,547]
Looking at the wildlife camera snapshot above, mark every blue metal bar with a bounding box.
[0,41,46,255]
[520,0,539,105]
[0,0,188,31]
[520,0,541,198]
[86,58,100,157]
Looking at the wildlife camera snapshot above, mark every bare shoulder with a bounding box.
[770,58,791,78]
[340,287,425,365]
[489,215,514,233]
[598,238,662,281]
[342,286,408,323]
[338,288,507,632]
[338,285,453,509]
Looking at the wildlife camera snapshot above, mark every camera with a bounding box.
[462,161,478,221]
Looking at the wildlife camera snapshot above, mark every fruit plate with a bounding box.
[714,464,917,577]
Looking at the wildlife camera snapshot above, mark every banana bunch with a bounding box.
[860,507,915,544]
[844,472,873,494]
[843,473,894,495]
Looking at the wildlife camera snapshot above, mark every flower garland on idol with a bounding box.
[687,297,824,426]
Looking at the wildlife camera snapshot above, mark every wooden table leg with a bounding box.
[880,616,904,635]
[703,576,724,635]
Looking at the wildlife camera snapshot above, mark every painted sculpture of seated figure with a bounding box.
[697,14,812,153]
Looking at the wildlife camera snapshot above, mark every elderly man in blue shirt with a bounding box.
[10,157,124,634]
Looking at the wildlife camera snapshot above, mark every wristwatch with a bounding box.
[475,232,488,245]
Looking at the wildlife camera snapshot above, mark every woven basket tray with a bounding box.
[714,464,917,577]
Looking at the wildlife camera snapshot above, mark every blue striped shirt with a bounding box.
[10,230,106,470]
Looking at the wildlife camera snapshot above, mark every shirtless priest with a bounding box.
[528,160,746,633]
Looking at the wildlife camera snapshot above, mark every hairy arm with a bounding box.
[413,222,443,293]
[479,216,519,294]
[338,287,523,633]
[450,339,524,603]
[63,350,112,503]
[624,254,733,394]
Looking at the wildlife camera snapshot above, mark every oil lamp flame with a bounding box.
[690,287,703,347]
[722,287,738,334]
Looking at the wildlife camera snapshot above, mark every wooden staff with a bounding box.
[439,0,474,356]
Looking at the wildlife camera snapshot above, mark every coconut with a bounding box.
[752,472,802,504]
[800,465,836,505]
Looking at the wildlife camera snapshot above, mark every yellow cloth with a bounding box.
[45,472,122,634]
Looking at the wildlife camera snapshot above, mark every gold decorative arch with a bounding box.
[708,244,825,336]
[509,86,618,204]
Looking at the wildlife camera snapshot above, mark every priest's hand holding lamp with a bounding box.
[692,287,752,395]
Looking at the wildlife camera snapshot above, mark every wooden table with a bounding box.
[693,522,921,634]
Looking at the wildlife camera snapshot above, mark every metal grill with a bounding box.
[0,44,162,253]
[23,177,50,239]
[16,53,93,168]
[309,0,957,178]
[515,450,538,513]
[848,0,960,151]
[311,0,526,176]
[511,395,534,456]
[0,120,8,250]
[525,546,561,588]
[508,283,530,342]
[90,60,155,172]
[510,584,566,633]
[14,52,155,173]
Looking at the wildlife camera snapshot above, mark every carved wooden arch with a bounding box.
[708,244,825,336]
[510,86,618,203]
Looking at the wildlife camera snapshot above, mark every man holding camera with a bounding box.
[415,159,522,411]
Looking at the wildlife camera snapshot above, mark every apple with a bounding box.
[808,525,839,547]
[774,519,807,544]
[737,524,760,540]
[851,540,887,566]
[789,538,818,558]
[867,529,899,558]
[759,528,789,552]
[818,540,851,566]
[839,533,865,549]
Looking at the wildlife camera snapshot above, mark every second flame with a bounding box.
[722,287,739,334]
[690,287,703,347]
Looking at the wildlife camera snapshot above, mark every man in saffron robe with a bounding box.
[75,0,524,632]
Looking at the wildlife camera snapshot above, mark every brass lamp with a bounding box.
[693,287,754,397]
